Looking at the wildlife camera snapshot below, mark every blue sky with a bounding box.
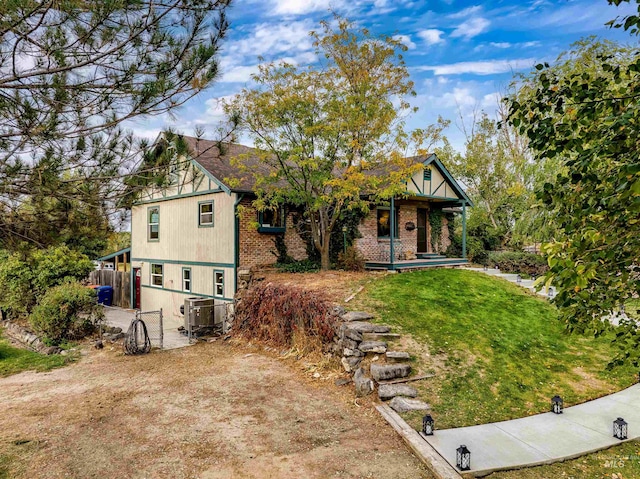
[129,0,638,152]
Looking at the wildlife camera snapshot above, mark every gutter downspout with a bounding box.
[233,193,246,295]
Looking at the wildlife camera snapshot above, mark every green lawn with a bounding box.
[0,330,72,377]
[358,269,637,429]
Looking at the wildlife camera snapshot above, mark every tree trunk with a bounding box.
[320,238,331,270]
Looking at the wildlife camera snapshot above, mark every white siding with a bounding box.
[407,165,461,200]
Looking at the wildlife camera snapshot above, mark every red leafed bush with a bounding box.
[234,283,337,347]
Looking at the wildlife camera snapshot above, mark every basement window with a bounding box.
[214,270,224,298]
[182,268,191,292]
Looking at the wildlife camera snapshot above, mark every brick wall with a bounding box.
[238,198,308,269]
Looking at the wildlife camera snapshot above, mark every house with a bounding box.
[130,135,471,326]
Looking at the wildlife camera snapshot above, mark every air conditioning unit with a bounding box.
[183,297,226,336]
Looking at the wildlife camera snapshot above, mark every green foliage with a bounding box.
[0,330,72,377]
[225,16,448,269]
[360,269,636,428]
[447,232,487,264]
[1,1,231,250]
[429,209,444,252]
[271,235,293,264]
[235,282,337,347]
[0,246,94,318]
[30,283,103,346]
[507,24,640,363]
[488,251,548,276]
[337,246,366,272]
[276,259,321,274]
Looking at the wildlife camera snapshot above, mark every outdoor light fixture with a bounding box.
[614,417,628,440]
[548,287,555,298]
[483,265,488,271]
[516,274,522,284]
[551,395,563,414]
[422,414,434,436]
[456,445,471,471]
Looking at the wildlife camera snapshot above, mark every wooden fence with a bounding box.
[89,270,131,309]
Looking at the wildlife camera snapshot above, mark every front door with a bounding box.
[417,208,428,253]
[134,268,141,309]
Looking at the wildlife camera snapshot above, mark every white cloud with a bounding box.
[393,34,416,50]
[269,0,342,16]
[418,58,535,75]
[439,87,477,109]
[448,5,482,19]
[417,29,445,46]
[220,64,260,83]
[205,95,236,119]
[227,20,315,58]
[489,42,511,49]
[451,17,490,39]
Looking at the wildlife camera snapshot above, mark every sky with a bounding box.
[127,0,638,153]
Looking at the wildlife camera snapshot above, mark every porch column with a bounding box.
[389,196,395,265]
[462,201,467,259]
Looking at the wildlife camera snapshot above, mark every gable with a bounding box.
[406,154,472,205]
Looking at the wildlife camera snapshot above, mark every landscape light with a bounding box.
[516,274,522,284]
[613,417,628,440]
[422,414,434,436]
[551,395,563,414]
[456,445,471,471]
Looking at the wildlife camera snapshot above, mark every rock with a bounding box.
[362,332,402,341]
[378,384,419,401]
[342,338,360,350]
[348,322,391,334]
[359,340,387,354]
[60,350,68,356]
[341,311,375,322]
[43,346,60,355]
[335,378,351,386]
[370,363,411,382]
[341,356,363,373]
[386,351,411,361]
[333,305,347,317]
[103,326,123,334]
[344,328,364,342]
[343,348,364,357]
[389,397,430,413]
[354,368,374,397]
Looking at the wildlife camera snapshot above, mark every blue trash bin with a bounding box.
[96,286,113,306]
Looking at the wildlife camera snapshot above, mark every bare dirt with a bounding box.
[0,340,431,479]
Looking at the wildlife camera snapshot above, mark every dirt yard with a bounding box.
[0,340,431,479]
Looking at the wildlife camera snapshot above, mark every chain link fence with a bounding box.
[135,309,163,349]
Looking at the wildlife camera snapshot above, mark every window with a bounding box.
[377,208,399,238]
[423,168,432,181]
[258,207,286,233]
[182,268,191,292]
[199,200,214,227]
[214,270,224,298]
[148,207,159,241]
[150,263,163,287]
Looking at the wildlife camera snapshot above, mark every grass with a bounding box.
[0,329,72,377]
[488,440,640,478]
[357,269,637,429]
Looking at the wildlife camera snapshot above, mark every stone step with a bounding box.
[341,311,375,322]
[348,322,392,334]
[385,351,410,361]
[378,384,418,401]
[362,332,402,341]
[359,340,387,354]
[389,396,430,413]
[370,363,411,382]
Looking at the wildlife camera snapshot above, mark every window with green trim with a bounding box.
[377,208,399,238]
[199,201,214,226]
[148,207,160,241]
[214,270,224,297]
[423,168,432,181]
[151,263,163,287]
[182,268,191,292]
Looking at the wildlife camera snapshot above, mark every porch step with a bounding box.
[365,258,469,271]
[416,253,446,260]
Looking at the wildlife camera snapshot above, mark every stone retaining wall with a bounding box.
[1,321,61,355]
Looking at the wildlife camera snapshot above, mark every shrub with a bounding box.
[276,259,320,273]
[446,234,488,265]
[234,283,337,348]
[336,245,365,271]
[0,246,94,319]
[488,251,548,276]
[30,282,104,345]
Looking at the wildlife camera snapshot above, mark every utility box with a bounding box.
[183,297,215,330]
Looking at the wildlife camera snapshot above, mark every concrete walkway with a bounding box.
[464,267,556,299]
[102,306,191,350]
[422,384,640,476]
